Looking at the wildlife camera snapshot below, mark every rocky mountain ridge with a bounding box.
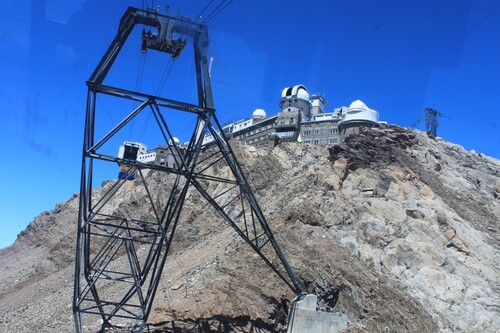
[0,126,498,332]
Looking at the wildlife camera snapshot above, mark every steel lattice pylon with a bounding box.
[73,7,306,333]
[425,107,441,138]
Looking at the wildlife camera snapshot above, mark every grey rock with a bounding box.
[1,127,498,333]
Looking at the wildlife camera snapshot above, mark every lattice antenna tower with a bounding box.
[425,107,442,137]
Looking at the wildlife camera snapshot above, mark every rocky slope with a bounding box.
[0,127,498,332]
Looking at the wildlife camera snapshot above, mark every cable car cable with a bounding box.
[203,0,235,24]
[196,0,216,20]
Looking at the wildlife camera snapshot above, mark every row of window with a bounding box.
[302,128,338,136]
[303,120,339,127]
[247,134,271,144]
[235,125,273,138]
[302,138,338,144]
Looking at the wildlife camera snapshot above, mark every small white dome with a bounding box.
[349,99,368,111]
[252,108,266,118]
[340,99,379,125]
[169,137,180,145]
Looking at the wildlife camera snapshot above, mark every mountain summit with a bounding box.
[0,126,498,332]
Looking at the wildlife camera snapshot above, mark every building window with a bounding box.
[303,130,311,136]
[329,128,338,134]
[328,138,338,144]
[313,140,319,144]
[314,129,320,135]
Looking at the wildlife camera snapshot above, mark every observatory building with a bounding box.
[338,99,383,141]
[203,85,387,148]
[275,85,312,141]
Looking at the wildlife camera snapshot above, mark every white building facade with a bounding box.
[204,84,387,148]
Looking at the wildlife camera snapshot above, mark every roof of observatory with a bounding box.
[281,84,309,101]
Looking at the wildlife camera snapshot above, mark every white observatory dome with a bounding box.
[281,87,291,98]
[292,85,309,100]
[281,85,309,101]
[340,99,379,125]
[252,108,266,119]
[349,99,368,112]
[169,137,180,145]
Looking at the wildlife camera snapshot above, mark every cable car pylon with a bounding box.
[73,7,310,333]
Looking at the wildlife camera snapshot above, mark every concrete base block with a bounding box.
[287,294,348,333]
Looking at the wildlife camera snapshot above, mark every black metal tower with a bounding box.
[425,107,441,137]
[73,7,306,333]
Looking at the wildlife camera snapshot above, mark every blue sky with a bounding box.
[1,0,499,249]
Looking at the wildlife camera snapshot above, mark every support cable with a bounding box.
[97,95,125,142]
[131,49,148,140]
[202,0,235,24]
[135,51,147,94]
[156,58,175,97]
[196,0,216,20]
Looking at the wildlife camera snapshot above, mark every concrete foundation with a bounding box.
[287,294,347,333]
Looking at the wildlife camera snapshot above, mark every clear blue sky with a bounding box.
[1,0,499,249]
